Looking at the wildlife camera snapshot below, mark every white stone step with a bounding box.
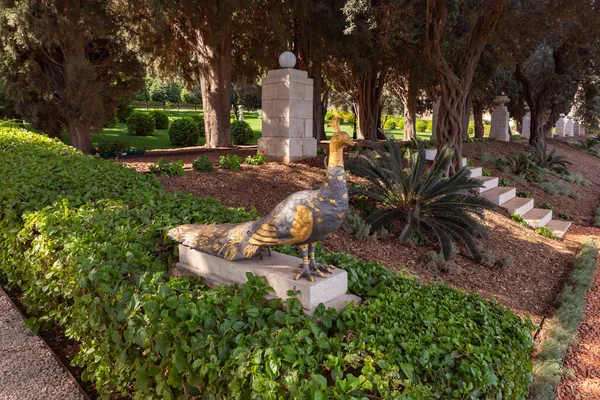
[481,187,516,205]
[467,167,483,178]
[522,208,553,229]
[500,197,534,216]
[425,148,437,160]
[474,176,499,193]
[461,158,468,167]
[545,220,572,239]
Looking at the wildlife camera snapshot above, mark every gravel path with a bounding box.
[0,288,86,400]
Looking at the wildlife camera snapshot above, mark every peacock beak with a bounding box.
[344,138,355,146]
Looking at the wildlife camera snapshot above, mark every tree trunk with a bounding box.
[516,117,523,135]
[68,119,92,154]
[462,92,472,139]
[436,87,466,173]
[403,69,418,141]
[473,99,485,138]
[310,58,325,144]
[199,38,232,148]
[320,88,329,141]
[354,70,386,140]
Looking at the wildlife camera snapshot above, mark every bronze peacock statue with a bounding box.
[168,116,354,281]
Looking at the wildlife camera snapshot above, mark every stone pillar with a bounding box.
[555,113,566,136]
[258,52,317,162]
[431,97,440,141]
[565,116,574,136]
[521,109,531,139]
[490,96,510,142]
[573,118,581,136]
[581,124,586,136]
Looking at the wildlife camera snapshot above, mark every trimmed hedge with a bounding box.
[127,112,155,136]
[168,118,200,146]
[150,110,169,130]
[231,120,254,145]
[0,128,535,399]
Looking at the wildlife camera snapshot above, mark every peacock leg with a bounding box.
[308,242,334,274]
[294,244,321,282]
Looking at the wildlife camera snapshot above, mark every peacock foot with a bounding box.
[309,260,335,274]
[295,264,324,281]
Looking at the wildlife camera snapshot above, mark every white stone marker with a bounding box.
[172,245,361,314]
[555,113,566,136]
[521,111,531,139]
[490,95,510,142]
[580,124,586,136]
[565,116,574,136]
[258,51,316,162]
[431,97,440,141]
[573,118,581,136]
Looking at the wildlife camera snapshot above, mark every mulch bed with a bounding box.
[117,139,600,324]
[557,232,600,400]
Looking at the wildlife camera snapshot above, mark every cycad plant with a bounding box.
[347,139,496,261]
[528,140,572,174]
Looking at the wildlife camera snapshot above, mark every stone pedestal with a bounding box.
[565,117,574,136]
[431,98,440,141]
[490,96,510,142]
[258,68,317,162]
[521,112,531,139]
[573,118,581,136]
[171,245,361,314]
[580,125,586,136]
[555,114,566,136]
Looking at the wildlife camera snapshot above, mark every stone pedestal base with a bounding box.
[490,105,510,142]
[258,137,317,162]
[171,245,361,314]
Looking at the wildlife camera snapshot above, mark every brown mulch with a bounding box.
[116,140,600,324]
[557,231,600,400]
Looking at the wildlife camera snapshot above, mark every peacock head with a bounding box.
[329,131,355,151]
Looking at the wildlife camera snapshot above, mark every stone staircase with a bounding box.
[425,149,572,239]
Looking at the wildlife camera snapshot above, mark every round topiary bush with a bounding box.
[416,119,428,133]
[104,114,117,128]
[127,112,155,136]
[231,120,253,145]
[190,114,205,137]
[116,102,135,123]
[383,119,397,130]
[151,110,169,130]
[169,118,200,146]
[397,117,405,130]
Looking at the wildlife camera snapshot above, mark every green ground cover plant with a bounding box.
[0,128,535,399]
[530,238,598,399]
[219,154,242,171]
[148,158,186,177]
[192,155,214,172]
[245,150,266,165]
[595,207,600,227]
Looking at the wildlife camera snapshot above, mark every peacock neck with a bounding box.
[328,146,345,169]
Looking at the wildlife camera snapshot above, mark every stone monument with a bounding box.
[555,113,566,137]
[565,116,574,136]
[490,95,510,142]
[168,127,360,314]
[521,107,531,139]
[258,51,317,162]
[573,117,581,136]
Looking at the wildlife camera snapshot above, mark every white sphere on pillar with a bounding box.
[279,51,296,69]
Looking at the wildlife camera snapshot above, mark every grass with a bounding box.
[530,238,598,399]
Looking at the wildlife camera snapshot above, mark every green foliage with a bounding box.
[168,118,200,146]
[559,213,571,221]
[540,202,553,210]
[466,158,475,167]
[511,213,528,228]
[510,136,526,141]
[189,114,206,137]
[148,158,186,177]
[341,210,374,240]
[219,154,242,171]
[534,180,578,198]
[482,167,492,177]
[531,238,598,399]
[95,140,129,157]
[0,129,536,399]
[231,120,254,145]
[324,110,335,121]
[416,119,429,132]
[127,112,155,136]
[117,102,135,123]
[192,155,214,173]
[104,114,117,128]
[498,177,510,187]
[481,250,514,270]
[383,119,396,130]
[396,117,404,130]
[317,147,328,155]
[536,226,557,240]
[245,151,266,165]
[150,110,169,130]
[594,207,600,227]
[506,152,542,181]
[516,189,533,198]
[529,141,572,174]
[333,109,356,124]
[348,138,496,261]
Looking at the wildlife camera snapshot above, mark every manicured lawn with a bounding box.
[87,108,433,151]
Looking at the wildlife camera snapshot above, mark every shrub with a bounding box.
[150,110,169,130]
[148,158,186,177]
[559,213,571,221]
[498,177,510,187]
[481,250,513,270]
[341,209,374,240]
[190,114,205,137]
[482,167,492,177]
[192,155,214,172]
[0,128,535,399]
[127,112,155,136]
[594,207,600,227]
[517,189,533,198]
[95,140,129,157]
[416,119,428,132]
[116,101,134,123]
[348,138,496,261]
[534,180,578,198]
[536,226,557,240]
[245,150,266,165]
[219,154,242,171]
[231,120,254,145]
[333,109,356,124]
[540,202,553,210]
[383,119,396,130]
[511,213,528,228]
[168,118,200,146]
[529,141,572,174]
[104,114,117,128]
[396,117,405,130]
